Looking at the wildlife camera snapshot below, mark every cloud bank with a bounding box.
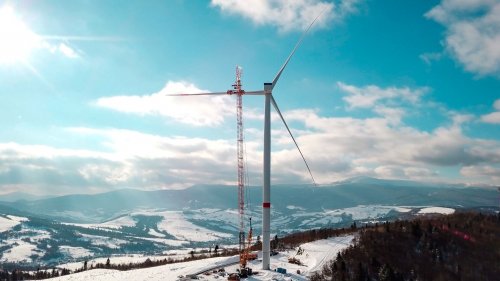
[96,81,234,126]
[426,0,500,77]
[210,0,362,32]
[1,80,499,194]
[481,99,500,124]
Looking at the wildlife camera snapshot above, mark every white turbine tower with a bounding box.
[167,14,321,271]
[258,16,321,269]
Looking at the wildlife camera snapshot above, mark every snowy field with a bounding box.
[62,215,137,230]
[0,239,39,263]
[0,215,28,232]
[59,246,94,259]
[141,210,233,242]
[418,207,455,215]
[296,205,414,228]
[64,210,232,242]
[51,235,354,281]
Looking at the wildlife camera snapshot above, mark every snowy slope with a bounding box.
[136,210,233,242]
[51,236,354,281]
[0,239,40,263]
[62,215,136,230]
[64,210,232,242]
[418,207,455,215]
[0,214,27,232]
[51,256,239,281]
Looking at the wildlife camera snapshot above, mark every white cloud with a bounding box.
[210,0,361,32]
[0,129,249,194]
[337,82,427,109]
[374,165,405,178]
[419,52,443,65]
[58,43,79,58]
[96,81,235,126]
[3,80,500,193]
[374,166,437,180]
[373,105,405,125]
[279,98,500,184]
[460,165,500,183]
[482,112,500,123]
[450,112,473,125]
[481,99,500,124]
[426,0,500,77]
[404,167,438,178]
[41,41,80,59]
[67,127,237,161]
[0,142,108,160]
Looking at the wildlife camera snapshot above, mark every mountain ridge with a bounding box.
[0,178,496,224]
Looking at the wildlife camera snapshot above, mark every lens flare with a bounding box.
[0,6,40,63]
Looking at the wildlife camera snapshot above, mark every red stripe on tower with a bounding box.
[263,202,271,208]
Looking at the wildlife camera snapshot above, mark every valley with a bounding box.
[0,178,497,269]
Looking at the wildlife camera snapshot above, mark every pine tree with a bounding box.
[271,234,279,250]
[379,263,395,281]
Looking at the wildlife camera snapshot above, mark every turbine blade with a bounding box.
[244,90,266,95]
[271,10,326,90]
[165,91,228,96]
[271,95,316,185]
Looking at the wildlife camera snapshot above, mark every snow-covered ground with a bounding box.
[0,214,28,232]
[298,205,413,227]
[78,233,128,249]
[60,246,94,259]
[144,210,233,242]
[418,207,455,215]
[63,215,136,230]
[64,210,232,242]
[58,251,209,271]
[134,236,188,246]
[52,256,239,281]
[51,235,354,281]
[0,239,40,263]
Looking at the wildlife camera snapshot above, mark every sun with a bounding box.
[0,6,40,64]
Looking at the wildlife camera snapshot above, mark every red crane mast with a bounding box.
[226,66,251,271]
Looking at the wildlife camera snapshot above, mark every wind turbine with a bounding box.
[256,17,319,269]
[167,15,320,270]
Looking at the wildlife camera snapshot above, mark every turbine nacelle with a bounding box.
[264,82,273,94]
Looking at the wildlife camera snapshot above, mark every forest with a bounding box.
[309,212,500,281]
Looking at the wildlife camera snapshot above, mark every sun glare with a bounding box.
[0,6,40,64]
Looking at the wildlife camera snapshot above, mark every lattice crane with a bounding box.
[226,66,253,275]
[167,66,257,277]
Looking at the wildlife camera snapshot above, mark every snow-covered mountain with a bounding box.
[0,178,497,268]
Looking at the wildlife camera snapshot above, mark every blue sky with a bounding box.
[0,0,499,195]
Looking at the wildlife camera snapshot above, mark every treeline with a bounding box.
[0,247,240,280]
[277,223,360,249]
[0,268,70,281]
[73,247,240,272]
[310,212,500,281]
[249,225,360,253]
